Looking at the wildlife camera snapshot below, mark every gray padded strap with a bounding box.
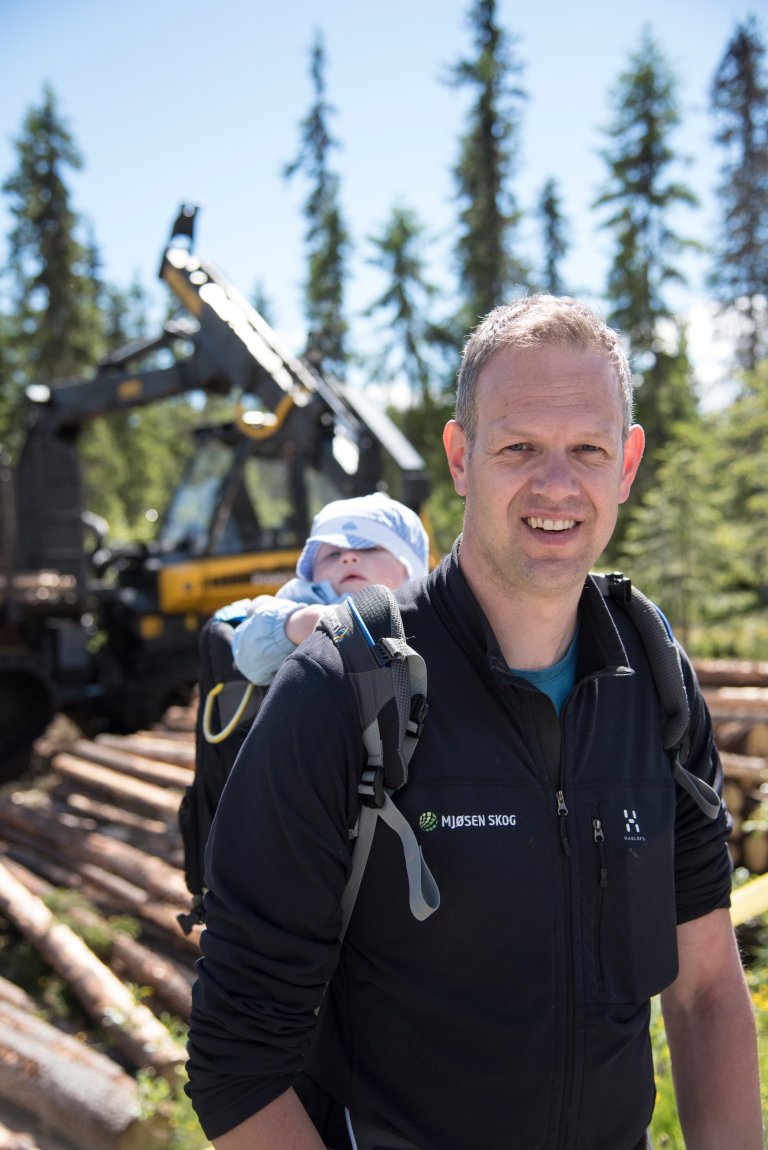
[672,755,722,820]
[377,795,440,920]
[341,800,440,941]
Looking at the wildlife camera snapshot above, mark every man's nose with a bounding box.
[529,453,580,496]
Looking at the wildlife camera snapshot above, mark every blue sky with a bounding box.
[0,0,761,396]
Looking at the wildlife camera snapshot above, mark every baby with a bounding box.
[220,492,430,687]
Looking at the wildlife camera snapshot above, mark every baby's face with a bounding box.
[313,543,409,596]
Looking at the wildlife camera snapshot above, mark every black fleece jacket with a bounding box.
[186,543,732,1150]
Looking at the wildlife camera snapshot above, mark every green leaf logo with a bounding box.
[419,811,438,832]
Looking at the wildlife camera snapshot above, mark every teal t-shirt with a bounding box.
[510,630,578,715]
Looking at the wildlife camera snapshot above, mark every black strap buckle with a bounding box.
[606,571,632,606]
[406,694,429,739]
[359,766,386,808]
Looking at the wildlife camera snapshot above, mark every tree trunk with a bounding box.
[0,859,185,1073]
[92,733,194,767]
[0,798,189,905]
[0,999,168,1150]
[51,755,181,821]
[2,858,193,1023]
[70,739,193,789]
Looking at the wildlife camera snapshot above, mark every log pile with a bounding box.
[0,669,765,1147]
[697,659,768,874]
[0,704,205,1150]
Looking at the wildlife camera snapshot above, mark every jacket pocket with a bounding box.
[581,790,678,1004]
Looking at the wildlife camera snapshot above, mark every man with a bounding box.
[186,296,763,1149]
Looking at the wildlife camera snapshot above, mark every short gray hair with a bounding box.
[455,295,634,443]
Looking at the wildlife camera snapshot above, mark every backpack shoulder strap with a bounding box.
[318,584,439,937]
[593,572,720,820]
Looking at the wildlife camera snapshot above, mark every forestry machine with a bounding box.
[0,205,430,779]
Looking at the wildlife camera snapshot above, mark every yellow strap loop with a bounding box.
[202,681,257,744]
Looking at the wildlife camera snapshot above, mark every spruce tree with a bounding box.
[617,417,738,649]
[448,0,528,332]
[536,177,569,295]
[594,29,699,469]
[284,31,349,378]
[364,205,440,405]
[710,16,768,373]
[2,86,103,394]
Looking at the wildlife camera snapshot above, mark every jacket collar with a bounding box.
[429,537,632,682]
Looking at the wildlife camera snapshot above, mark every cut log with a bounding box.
[694,659,768,688]
[719,752,768,786]
[0,975,36,1013]
[94,733,194,767]
[742,829,768,876]
[745,724,768,759]
[715,720,754,754]
[0,999,168,1150]
[59,790,176,845]
[51,755,181,821]
[4,846,201,960]
[109,933,193,1022]
[155,703,197,733]
[0,797,190,905]
[70,739,193,789]
[2,858,193,1023]
[703,686,768,722]
[0,858,185,1072]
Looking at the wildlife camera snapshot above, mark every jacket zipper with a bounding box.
[592,816,608,991]
[554,786,574,1150]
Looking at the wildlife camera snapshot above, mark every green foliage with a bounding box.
[709,16,768,372]
[79,397,198,543]
[649,927,768,1143]
[617,417,739,645]
[447,0,528,328]
[2,86,104,394]
[364,205,443,404]
[390,399,465,555]
[594,30,700,479]
[535,177,570,296]
[285,31,350,378]
[137,1064,212,1149]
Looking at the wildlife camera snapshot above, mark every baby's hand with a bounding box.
[284,604,332,646]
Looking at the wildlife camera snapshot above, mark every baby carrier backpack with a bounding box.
[177,583,437,934]
[176,573,720,935]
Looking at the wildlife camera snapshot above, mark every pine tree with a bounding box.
[717,359,768,607]
[2,87,103,394]
[536,177,569,295]
[710,17,768,372]
[284,32,350,378]
[617,417,738,647]
[364,205,441,404]
[594,30,700,470]
[448,0,528,332]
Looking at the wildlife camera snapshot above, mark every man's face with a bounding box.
[312,543,409,596]
[443,344,644,602]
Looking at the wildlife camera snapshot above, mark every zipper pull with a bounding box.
[593,817,608,888]
[556,790,571,856]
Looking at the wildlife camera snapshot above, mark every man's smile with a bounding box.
[525,516,578,532]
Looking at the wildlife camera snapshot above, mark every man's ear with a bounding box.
[619,424,645,505]
[443,420,469,497]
